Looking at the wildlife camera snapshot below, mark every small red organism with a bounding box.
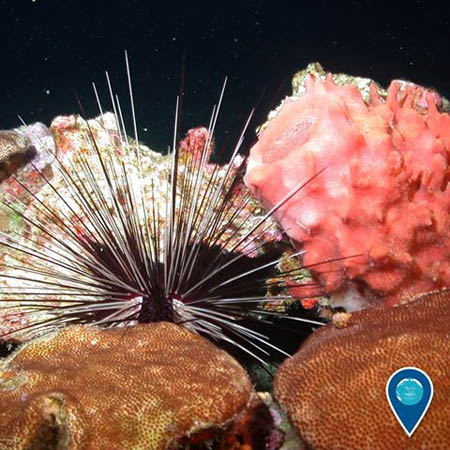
[179,126,213,162]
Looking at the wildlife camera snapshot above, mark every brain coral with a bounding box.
[0,322,262,449]
[245,71,450,310]
[274,289,450,450]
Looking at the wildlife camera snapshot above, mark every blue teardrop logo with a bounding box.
[386,367,433,437]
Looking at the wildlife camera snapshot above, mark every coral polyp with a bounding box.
[0,60,324,363]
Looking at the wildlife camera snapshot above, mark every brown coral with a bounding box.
[0,322,259,449]
[274,289,450,449]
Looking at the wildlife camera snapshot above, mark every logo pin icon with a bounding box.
[386,367,433,437]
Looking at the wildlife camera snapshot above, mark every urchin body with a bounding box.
[0,60,323,363]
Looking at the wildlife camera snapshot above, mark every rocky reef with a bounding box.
[0,112,293,342]
[2,62,450,449]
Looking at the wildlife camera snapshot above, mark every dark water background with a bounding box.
[1,0,450,154]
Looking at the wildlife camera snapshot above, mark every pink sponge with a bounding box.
[245,73,450,310]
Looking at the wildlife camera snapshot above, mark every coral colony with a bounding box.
[1,60,450,449]
[0,322,268,449]
[275,290,450,449]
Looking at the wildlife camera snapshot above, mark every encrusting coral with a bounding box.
[245,64,450,311]
[274,289,450,449]
[0,321,277,449]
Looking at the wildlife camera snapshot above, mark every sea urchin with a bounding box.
[0,53,325,364]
